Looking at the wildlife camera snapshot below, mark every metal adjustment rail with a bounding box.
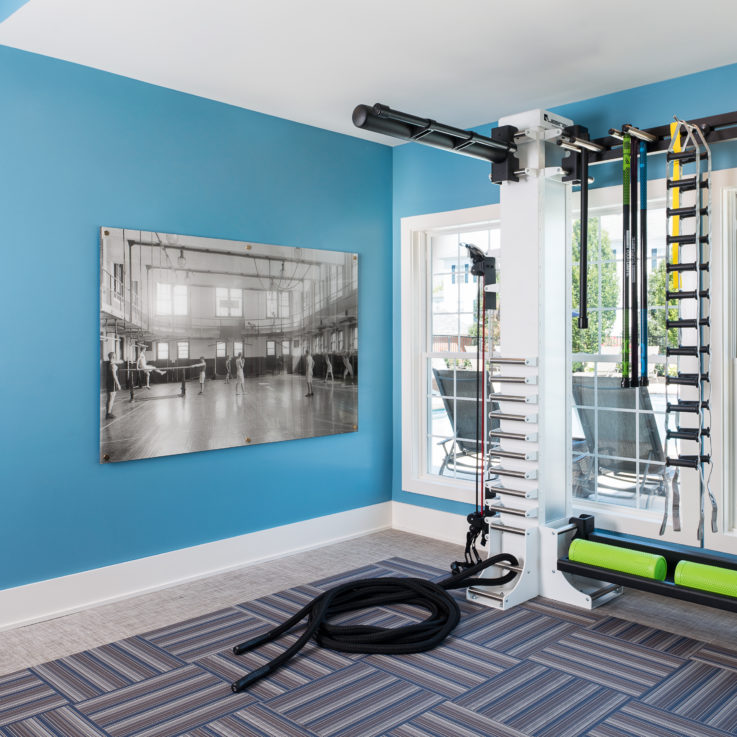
[481,355,540,609]
[662,119,716,540]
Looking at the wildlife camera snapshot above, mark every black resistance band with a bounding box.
[230,552,519,692]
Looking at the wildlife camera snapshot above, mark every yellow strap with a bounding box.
[670,121,681,289]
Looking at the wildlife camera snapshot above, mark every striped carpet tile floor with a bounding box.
[2,557,737,737]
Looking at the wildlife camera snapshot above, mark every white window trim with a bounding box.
[401,203,500,504]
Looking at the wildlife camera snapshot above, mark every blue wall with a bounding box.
[0,45,393,590]
[0,0,29,24]
[393,62,737,515]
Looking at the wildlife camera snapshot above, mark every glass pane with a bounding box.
[432,273,456,312]
[431,312,459,352]
[572,452,596,499]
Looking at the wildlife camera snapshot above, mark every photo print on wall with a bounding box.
[100,228,358,462]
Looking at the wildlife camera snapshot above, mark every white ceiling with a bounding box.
[2,0,736,145]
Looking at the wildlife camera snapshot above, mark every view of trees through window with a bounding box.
[570,206,672,512]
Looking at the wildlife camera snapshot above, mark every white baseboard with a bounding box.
[0,502,392,632]
[391,501,467,545]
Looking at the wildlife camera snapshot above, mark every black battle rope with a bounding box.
[230,553,519,692]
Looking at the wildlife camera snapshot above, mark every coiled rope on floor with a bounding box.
[230,553,519,692]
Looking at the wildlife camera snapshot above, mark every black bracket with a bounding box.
[568,513,595,540]
[490,125,520,184]
[561,125,590,183]
[464,244,496,310]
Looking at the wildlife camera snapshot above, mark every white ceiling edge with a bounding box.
[1,0,736,146]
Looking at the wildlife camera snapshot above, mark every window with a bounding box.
[266,291,277,317]
[338,331,344,351]
[266,340,275,356]
[280,292,290,317]
[351,326,358,350]
[216,287,242,317]
[156,283,188,315]
[281,340,290,355]
[177,341,189,359]
[216,341,226,358]
[173,284,188,315]
[570,205,668,514]
[233,340,243,356]
[401,204,500,504]
[157,341,169,360]
[113,263,124,297]
[330,332,337,352]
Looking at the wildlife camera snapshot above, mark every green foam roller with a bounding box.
[674,560,737,598]
[569,539,667,581]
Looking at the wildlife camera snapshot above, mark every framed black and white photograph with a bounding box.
[100,229,358,462]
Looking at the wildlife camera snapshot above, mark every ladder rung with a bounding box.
[667,177,710,191]
[667,401,709,414]
[666,318,709,329]
[489,393,537,403]
[488,522,527,536]
[666,345,709,357]
[488,357,537,366]
[666,454,710,469]
[490,467,537,480]
[667,206,708,219]
[665,373,709,387]
[665,290,709,300]
[666,234,709,245]
[666,262,709,273]
[491,376,537,384]
[489,448,537,461]
[486,485,537,499]
[488,504,534,518]
[489,412,537,423]
[666,428,708,441]
[667,150,704,163]
[489,430,533,441]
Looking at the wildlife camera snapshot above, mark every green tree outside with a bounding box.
[572,218,619,369]
[647,259,678,374]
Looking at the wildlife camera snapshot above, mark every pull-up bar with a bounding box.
[352,103,515,163]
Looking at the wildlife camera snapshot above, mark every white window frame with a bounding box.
[177,340,189,359]
[216,341,226,358]
[401,204,500,504]
[156,341,169,360]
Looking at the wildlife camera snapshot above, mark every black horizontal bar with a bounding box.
[666,234,709,245]
[666,373,708,387]
[667,345,709,356]
[666,318,709,329]
[667,207,708,219]
[666,262,709,273]
[666,289,709,300]
[666,428,702,441]
[667,401,707,413]
[666,454,710,469]
[667,150,701,162]
[352,103,513,163]
[667,178,710,191]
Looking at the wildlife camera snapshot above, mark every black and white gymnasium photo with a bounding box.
[100,229,358,462]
